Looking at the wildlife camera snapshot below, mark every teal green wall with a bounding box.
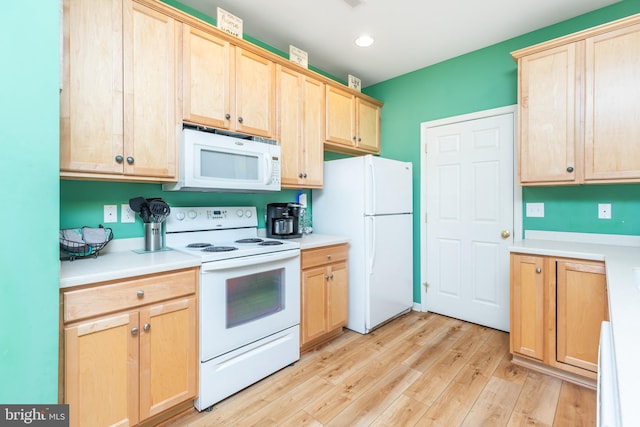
[365,0,640,303]
[0,1,60,402]
[60,181,307,238]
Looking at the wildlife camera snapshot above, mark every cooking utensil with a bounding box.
[139,201,151,223]
[128,197,147,213]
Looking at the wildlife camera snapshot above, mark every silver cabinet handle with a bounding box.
[536,267,542,274]
[327,255,332,259]
[143,323,151,332]
[131,327,139,336]
[137,290,144,298]
[126,156,134,164]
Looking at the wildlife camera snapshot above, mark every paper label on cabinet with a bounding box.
[289,45,308,68]
[217,7,243,39]
[348,74,362,92]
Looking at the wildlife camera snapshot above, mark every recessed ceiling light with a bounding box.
[355,35,374,47]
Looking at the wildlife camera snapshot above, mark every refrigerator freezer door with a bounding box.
[362,214,413,332]
[365,156,413,216]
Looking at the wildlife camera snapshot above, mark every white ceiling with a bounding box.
[178,0,620,87]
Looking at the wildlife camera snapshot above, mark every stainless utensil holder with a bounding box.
[144,222,164,251]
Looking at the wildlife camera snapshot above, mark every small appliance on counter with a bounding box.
[266,202,302,239]
[129,197,171,251]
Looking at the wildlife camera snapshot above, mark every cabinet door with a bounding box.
[326,86,355,147]
[139,297,197,419]
[301,266,328,345]
[584,23,640,182]
[356,98,381,153]
[65,312,139,427]
[301,76,325,187]
[510,254,545,361]
[124,1,178,179]
[518,43,580,185]
[327,261,348,331]
[235,48,274,137]
[276,65,304,187]
[60,0,124,175]
[556,260,608,372]
[182,25,232,129]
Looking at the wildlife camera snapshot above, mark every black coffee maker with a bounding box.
[266,203,302,239]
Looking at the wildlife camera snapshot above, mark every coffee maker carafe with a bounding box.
[266,203,302,239]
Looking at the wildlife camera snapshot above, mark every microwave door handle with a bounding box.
[264,154,273,184]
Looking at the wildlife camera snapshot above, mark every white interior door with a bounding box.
[420,106,519,332]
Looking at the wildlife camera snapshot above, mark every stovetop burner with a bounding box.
[260,241,284,246]
[202,246,238,252]
[187,243,212,248]
[235,238,264,244]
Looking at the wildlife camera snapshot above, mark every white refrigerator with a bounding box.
[312,155,413,334]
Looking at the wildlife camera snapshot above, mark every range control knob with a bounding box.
[237,209,244,217]
[175,211,186,221]
[245,210,253,218]
[187,210,197,219]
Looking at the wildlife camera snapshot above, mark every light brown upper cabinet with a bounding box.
[60,0,179,182]
[182,25,274,138]
[325,86,381,155]
[513,15,640,185]
[276,64,324,188]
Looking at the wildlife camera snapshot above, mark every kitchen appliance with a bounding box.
[162,124,281,193]
[266,202,302,239]
[312,155,413,334]
[165,206,300,411]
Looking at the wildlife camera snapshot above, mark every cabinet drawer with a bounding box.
[63,268,198,323]
[301,244,348,269]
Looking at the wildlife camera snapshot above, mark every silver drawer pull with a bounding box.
[137,290,145,298]
[536,267,542,274]
[143,323,151,332]
[131,327,139,336]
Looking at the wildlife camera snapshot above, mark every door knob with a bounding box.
[501,230,511,239]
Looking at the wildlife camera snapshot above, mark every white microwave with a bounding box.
[163,125,281,192]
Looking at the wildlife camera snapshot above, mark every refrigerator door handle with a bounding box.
[368,162,376,214]
[368,216,375,275]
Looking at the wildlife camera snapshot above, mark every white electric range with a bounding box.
[165,206,301,411]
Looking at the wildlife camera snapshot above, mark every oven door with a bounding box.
[199,249,300,362]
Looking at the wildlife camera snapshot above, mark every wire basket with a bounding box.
[60,225,113,261]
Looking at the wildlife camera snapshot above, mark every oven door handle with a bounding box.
[199,249,300,272]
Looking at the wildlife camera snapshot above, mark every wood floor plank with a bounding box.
[403,323,493,406]
[507,371,562,427]
[416,329,509,426]
[369,394,429,427]
[553,381,596,427]
[460,376,523,426]
[326,364,422,426]
[166,312,597,427]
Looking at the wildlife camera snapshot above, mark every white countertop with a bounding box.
[60,238,201,289]
[284,233,350,250]
[510,236,640,425]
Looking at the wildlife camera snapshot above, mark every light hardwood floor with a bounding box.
[168,311,596,426]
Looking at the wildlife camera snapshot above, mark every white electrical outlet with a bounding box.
[121,204,136,223]
[598,203,612,219]
[526,202,545,218]
[104,205,118,223]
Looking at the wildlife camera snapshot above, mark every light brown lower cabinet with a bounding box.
[61,268,198,427]
[510,253,608,385]
[300,244,349,353]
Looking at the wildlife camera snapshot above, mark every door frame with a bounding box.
[418,105,522,311]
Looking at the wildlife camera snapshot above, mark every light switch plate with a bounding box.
[598,203,612,219]
[526,202,544,218]
[104,205,118,223]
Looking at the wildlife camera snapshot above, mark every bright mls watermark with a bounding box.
[0,405,68,426]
